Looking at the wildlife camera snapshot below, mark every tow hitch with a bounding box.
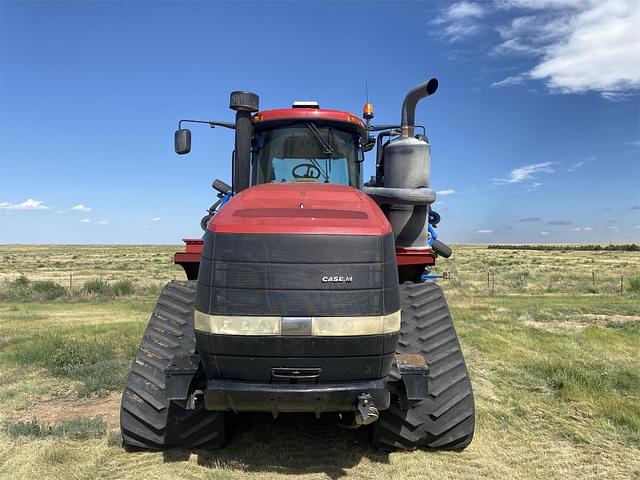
[355,392,379,425]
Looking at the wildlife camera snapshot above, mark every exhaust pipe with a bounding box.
[400,78,438,137]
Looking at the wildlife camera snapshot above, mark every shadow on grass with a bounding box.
[163,412,389,479]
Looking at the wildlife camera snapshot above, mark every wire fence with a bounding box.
[439,269,640,296]
[1,268,639,298]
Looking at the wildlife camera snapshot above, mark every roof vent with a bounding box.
[292,101,319,109]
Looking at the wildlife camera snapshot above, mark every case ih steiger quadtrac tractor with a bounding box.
[120,79,475,451]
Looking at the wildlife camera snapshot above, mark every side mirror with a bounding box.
[174,129,191,155]
[363,135,376,152]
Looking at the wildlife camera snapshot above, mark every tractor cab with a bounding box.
[251,104,368,188]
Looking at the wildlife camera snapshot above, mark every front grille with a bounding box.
[196,231,399,317]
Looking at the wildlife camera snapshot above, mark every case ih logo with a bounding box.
[322,276,353,283]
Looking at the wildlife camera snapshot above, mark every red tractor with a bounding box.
[120,79,474,451]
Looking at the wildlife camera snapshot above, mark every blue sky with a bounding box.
[1,0,639,244]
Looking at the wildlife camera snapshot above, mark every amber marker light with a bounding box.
[363,103,374,121]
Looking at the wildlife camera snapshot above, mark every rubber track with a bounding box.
[120,281,225,450]
[373,282,475,450]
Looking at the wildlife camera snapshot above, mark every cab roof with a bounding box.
[252,108,367,138]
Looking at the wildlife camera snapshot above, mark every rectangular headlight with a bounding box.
[194,310,281,335]
[312,311,401,336]
[194,310,401,336]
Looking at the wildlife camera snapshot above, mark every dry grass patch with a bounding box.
[10,392,120,428]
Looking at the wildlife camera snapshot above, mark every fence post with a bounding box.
[487,271,490,290]
[592,271,595,287]
[69,272,73,291]
[491,272,495,296]
[620,273,624,294]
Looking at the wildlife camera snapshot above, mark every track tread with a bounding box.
[131,362,166,390]
[120,280,225,450]
[373,282,475,451]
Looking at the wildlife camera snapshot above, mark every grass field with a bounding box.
[0,244,639,479]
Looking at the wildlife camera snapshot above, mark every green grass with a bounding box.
[0,275,69,301]
[4,417,107,440]
[110,279,135,296]
[9,335,130,397]
[82,277,135,297]
[0,244,638,479]
[83,278,111,295]
[0,301,147,397]
[0,274,154,303]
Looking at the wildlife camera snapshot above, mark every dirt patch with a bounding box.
[13,392,120,427]
[524,319,586,333]
[524,313,640,333]
[585,314,640,323]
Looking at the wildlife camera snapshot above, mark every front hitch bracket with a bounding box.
[396,353,430,401]
[355,392,379,425]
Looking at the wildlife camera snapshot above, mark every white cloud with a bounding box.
[568,156,596,172]
[568,162,586,171]
[571,226,593,232]
[626,139,640,147]
[71,204,92,213]
[447,1,486,19]
[491,0,640,98]
[95,220,108,225]
[608,225,619,231]
[151,217,162,222]
[0,199,50,210]
[491,38,537,56]
[600,91,637,102]
[540,231,551,235]
[529,1,640,96]
[436,189,456,196]
[431,2,487,41]
[521,181,544,192]
[496,0,586,8]
[492,161,554,185]
[492,74,528,88]
[476,229,493,234]
[80,218,91,223]
[635,225,640,230]
[430,0,640,97]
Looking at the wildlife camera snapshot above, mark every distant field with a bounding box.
[0,244,638,480]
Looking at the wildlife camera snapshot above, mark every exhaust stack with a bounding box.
[363,78,439,249]
[400,78,438,138]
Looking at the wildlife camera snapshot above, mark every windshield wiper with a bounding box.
[303,122,334,182]
[304,122,335,155]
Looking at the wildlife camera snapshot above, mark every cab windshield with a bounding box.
[252,122,362,187]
